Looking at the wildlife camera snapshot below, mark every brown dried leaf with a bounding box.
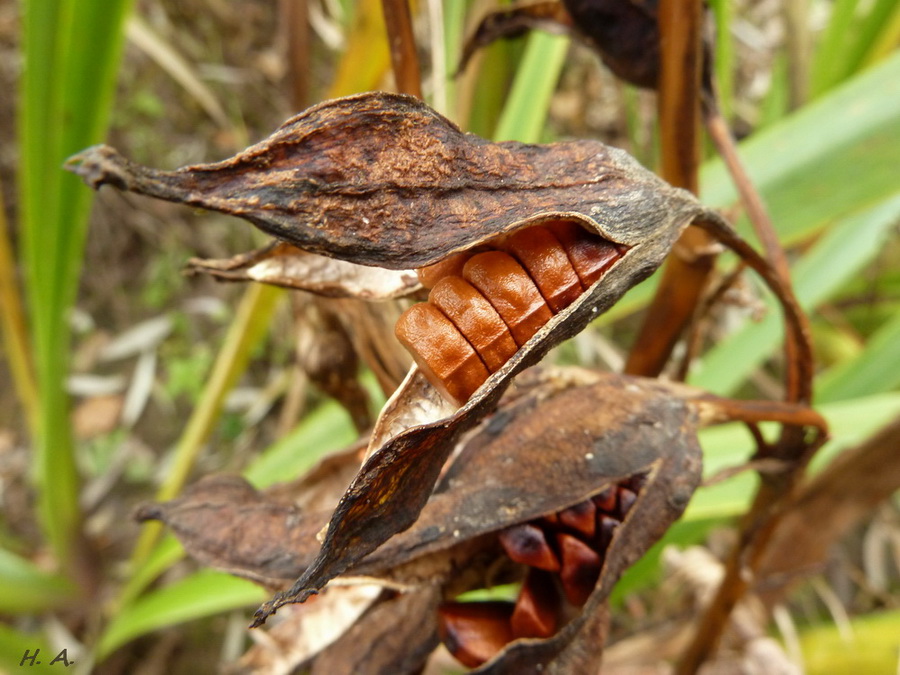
[134,475,329,588]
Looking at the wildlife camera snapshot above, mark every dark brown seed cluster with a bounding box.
[395,220,625,404]
[437,475,645,668]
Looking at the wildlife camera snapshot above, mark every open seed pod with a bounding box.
[138,369,710,672]
[67,92,801,625]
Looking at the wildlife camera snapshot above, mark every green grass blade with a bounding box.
[701,50,900,248]
[816,309,900,403]
[800,609,900,674]
[118,535,184,609]
[244,400,357,488]
[0,548,76,613]
[689,192,900,396]
[809,0,861,96]
[130,283,282,568]
[841,0,900,76]
[97,570,265,661]
[493,32,570,143]
[19,0,134,567]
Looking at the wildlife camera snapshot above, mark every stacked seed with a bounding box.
[437,474,646,668]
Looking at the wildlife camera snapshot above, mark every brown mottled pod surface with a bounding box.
[66,91,719,622]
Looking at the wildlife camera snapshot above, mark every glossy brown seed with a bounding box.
[428,276,518,372]
[394,303,489,404]
[558,499,597,539]
[437,601,515,668]
[501,227,584,312]
[511,569,561,639]
[416,250,474,288]
[499,523,561,572]
[547,219,622,287]
[556,532,603,606]
[595,514,619,553]
[593,485,617,514]
[463,251,554,346]
[616,486,638,519]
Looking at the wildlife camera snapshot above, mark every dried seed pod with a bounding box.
[499,522,561,572]
[510,569,561,639]
[67,92,734,624]
[437,601,515,668]
[395,223,624,404]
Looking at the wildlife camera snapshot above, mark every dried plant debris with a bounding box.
[134,475,329,588]
[186,241,422,300]
[139,370,713,671]
[460,0,714,96]
[68,92,815,650]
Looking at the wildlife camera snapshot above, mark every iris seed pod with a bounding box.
[395,223,624,404]
[66,92,717,615]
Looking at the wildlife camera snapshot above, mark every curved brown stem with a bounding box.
[624,0,709,378]
[693,213,813,406]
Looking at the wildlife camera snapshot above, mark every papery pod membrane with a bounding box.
[187,241,422,300]
[67,92,715,620]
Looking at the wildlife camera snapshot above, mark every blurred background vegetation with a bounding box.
[0,0,899,672]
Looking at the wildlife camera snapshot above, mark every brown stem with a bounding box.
[381,0,422,98]
[624,0,709,378]
[675,217,819,673]
[693,214,814,406]
[280,0,311,111]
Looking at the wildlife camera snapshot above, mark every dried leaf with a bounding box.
[134,475,329,588]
